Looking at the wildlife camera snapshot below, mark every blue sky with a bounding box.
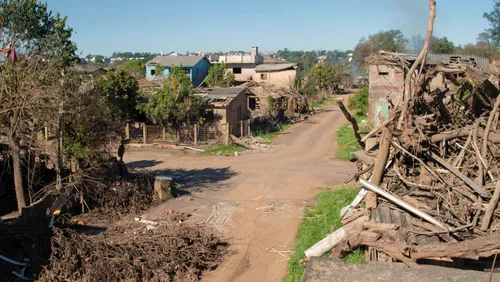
[46,0,494,56]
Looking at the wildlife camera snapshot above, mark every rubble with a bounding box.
[1,161,226,281]
[38,217,227,282]
[308,13,500,265]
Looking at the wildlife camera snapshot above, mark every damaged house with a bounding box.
[196,87,251,138]
[243,81,309,121]
[253,63,299,88]
[368,51,490,124]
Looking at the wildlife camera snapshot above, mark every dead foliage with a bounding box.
[332,3,500,263]
[337,51,500,265]
[83,169,156,220]
[38,218,227,282]
[40,161,157,223]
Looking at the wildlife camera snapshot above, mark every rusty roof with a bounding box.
[196,87,247,103]
[255,63,297,72]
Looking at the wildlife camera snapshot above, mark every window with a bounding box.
[233,68,242,74]
[150,69,156,76]
[378,72,389,76]
[260,73,267,80]
[249,97,256,110]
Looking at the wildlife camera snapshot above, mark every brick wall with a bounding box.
[368,65,404,120]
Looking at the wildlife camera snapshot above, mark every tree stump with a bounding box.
[154,176,174,200]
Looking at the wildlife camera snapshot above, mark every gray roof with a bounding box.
[71,66,109,75]
[196,87,246,103]
[377,51,489,73]
[147,56,207,67]
[426,54,489,72]
[255,63,297,72]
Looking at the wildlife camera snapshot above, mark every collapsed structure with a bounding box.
[368,51,490,125]
[307,50,500,267]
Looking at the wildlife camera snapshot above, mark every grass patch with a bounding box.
[335,114,367,161]
[283,186,365,282]
[201,144,244,156]
[311,96,336,108]
[253,123,291,144]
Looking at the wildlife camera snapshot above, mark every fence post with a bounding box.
[194,123,198,146]
[225,123,230,145]
[143,123,147,144]
[44,127,49,141]
[162,126,166,141]
[248,118,251,137]
[125,124,130,140]
[240,120,243,137]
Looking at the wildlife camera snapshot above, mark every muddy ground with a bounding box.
[126,103,357,282]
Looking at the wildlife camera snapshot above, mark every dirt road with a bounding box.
[126,104,356,282]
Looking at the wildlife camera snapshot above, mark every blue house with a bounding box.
[145,56,211,87]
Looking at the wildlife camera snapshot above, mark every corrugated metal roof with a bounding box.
[377,51,489,72]
[196,87,246,103]
[255,63,297,72]
[426,54,489,72]
[147,56,207,67]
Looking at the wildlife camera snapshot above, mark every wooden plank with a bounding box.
[360,179,448,231]
[304,216,368,258]
[430,152,490,198]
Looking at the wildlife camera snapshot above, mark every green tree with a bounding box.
[206,62,235,87]
[483,0,500,46]
[62,78,123,166]
[353,30,408,65]
[94,55,105,65]
[96,69,139,124]
[456,41,500,60]
[430,37,455,54]
[308,64,336,92]
[308,64,346,93]
[122,59,145,78]
[137,67,204,144]
[0,0,77,210]
[348,87,369,115]
[277,49,318,72]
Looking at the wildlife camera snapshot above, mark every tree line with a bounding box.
[277,49,352,72]
[352,1,500,70]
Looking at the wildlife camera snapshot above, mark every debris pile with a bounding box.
[83,169,156,219]
[307,51,500,266]
[41,162,157,223]
[1,161,228,281]
[38,217,227,281]
[230,135,272,152]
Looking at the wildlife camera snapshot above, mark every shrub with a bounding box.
[348,87,369,115]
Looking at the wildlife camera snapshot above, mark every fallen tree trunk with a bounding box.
[336,100,365,148]
[480,180,500,231]
[411,235,500,260]
[430,128,500,143]
[351,151,375,165]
